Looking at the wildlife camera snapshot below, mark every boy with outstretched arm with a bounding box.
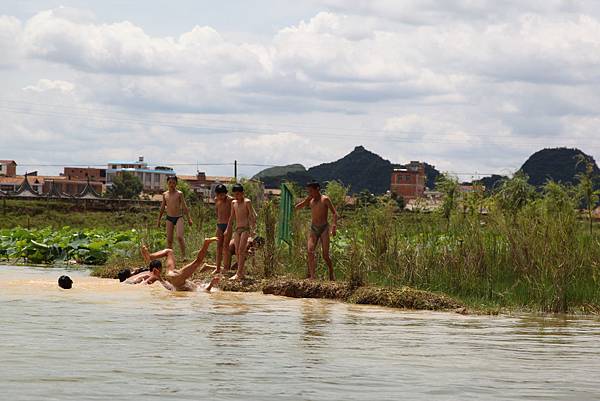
[294,181,338,280]
[214,184,233,274]
[224,183,257,280]
[157,176,193,258]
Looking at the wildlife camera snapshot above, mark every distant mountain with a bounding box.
[253,164,307,180]
[253,145,441,194]
[520,147,600,187]
[477,174,507,193]
[308,146,392,194]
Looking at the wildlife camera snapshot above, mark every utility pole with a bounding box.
[234,160,238,182]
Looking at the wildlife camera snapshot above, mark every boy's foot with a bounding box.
[141,244,151,264]
[229,273,244,281]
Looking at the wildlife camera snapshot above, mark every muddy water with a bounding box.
[1,265,599,401]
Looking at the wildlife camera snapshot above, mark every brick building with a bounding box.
[0,160,17,177]
[64,167,107,183]
[390,161,427,201]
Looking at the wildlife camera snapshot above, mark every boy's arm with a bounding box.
[224,203,235,237]
[326,197,338,236]
[181,192,193,226]
[247,200,257,234]
[157,194,166,227]
[294,196,311,211]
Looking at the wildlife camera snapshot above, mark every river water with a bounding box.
[1,265,599,401]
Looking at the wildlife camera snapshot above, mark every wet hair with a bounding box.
[118,268,132,282]
[232,183,244,193]
[149,260,162,272]
[306,180,320,189]
[215,184,228,194]
[58,275,73,289]
[167,175,178,183]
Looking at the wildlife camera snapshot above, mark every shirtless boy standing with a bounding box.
[140,239,219,292]
[224,183,256,280]
[214,184,233,274]
[295,181,338,280]
[157,176,193,258]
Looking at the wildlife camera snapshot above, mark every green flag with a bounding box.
[278,183,293,245]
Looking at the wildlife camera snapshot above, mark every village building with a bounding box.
[179,172,236,202]
[106,156,174,193]
[63,167,107,183]
[390,161,427,201]
[0,160,17,177]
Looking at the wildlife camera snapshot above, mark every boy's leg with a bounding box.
[175,218,186,258]
[204,275,220,292]
[215,227,224,273]
[176,240,214,281]
[166,221,174,249]
[223,231,233,270]
[321,232,334,281]
[230,231,242,279]
[233,230,250,280]
[307,234,317,280]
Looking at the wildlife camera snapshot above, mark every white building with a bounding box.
[106,156,175,192]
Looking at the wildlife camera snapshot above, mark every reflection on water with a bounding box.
[1,265,600,401]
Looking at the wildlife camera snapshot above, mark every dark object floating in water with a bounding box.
[118,268,132,282]
[58,275,73,289]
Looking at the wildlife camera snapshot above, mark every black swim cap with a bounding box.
[118,268,132,282]
[232,183,244,193]
[307,180,320,189]
[58,275,73,289]
[167,175,178,183]
[215,184,228,194]
[253,236,265,247]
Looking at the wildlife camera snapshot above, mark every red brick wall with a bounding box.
[64,167,106,183]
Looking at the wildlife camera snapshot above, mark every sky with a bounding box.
[2,0,600,179]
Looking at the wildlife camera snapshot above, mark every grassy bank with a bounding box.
[4,173,600,314]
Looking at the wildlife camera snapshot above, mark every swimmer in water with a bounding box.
[140,238,220,292]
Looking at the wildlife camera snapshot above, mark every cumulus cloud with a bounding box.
[3,3,600,177]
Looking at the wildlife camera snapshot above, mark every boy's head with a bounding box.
[167,175,178,190]
[215,183,228,200]
[148,260,162,276]
[232,183,244,200]
[306,181,321,197]
[117,268,132,282]
[58,275,73,289]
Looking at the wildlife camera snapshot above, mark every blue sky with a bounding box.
[2,0,600,179]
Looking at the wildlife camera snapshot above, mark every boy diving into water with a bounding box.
[224,184,257,281]
[157,176,193,258]
[214,184,233,274]
[295,181,338,280]
[139,238,220,292]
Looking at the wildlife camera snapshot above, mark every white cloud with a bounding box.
[23,78,75,93]
[2,3,600,177]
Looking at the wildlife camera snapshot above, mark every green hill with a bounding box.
[308,146,392,194]
[252,164,307,180]
[253,146,441,194]
[520,147,599,187]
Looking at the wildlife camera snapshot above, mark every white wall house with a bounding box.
[106,156,175,192]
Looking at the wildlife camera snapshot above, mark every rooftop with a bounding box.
[0,160,17,164]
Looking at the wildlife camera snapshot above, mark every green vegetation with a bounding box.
[106,171,143,199]
[3,171,600,314]
[0,227,143,265]
[521,147,600,188]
